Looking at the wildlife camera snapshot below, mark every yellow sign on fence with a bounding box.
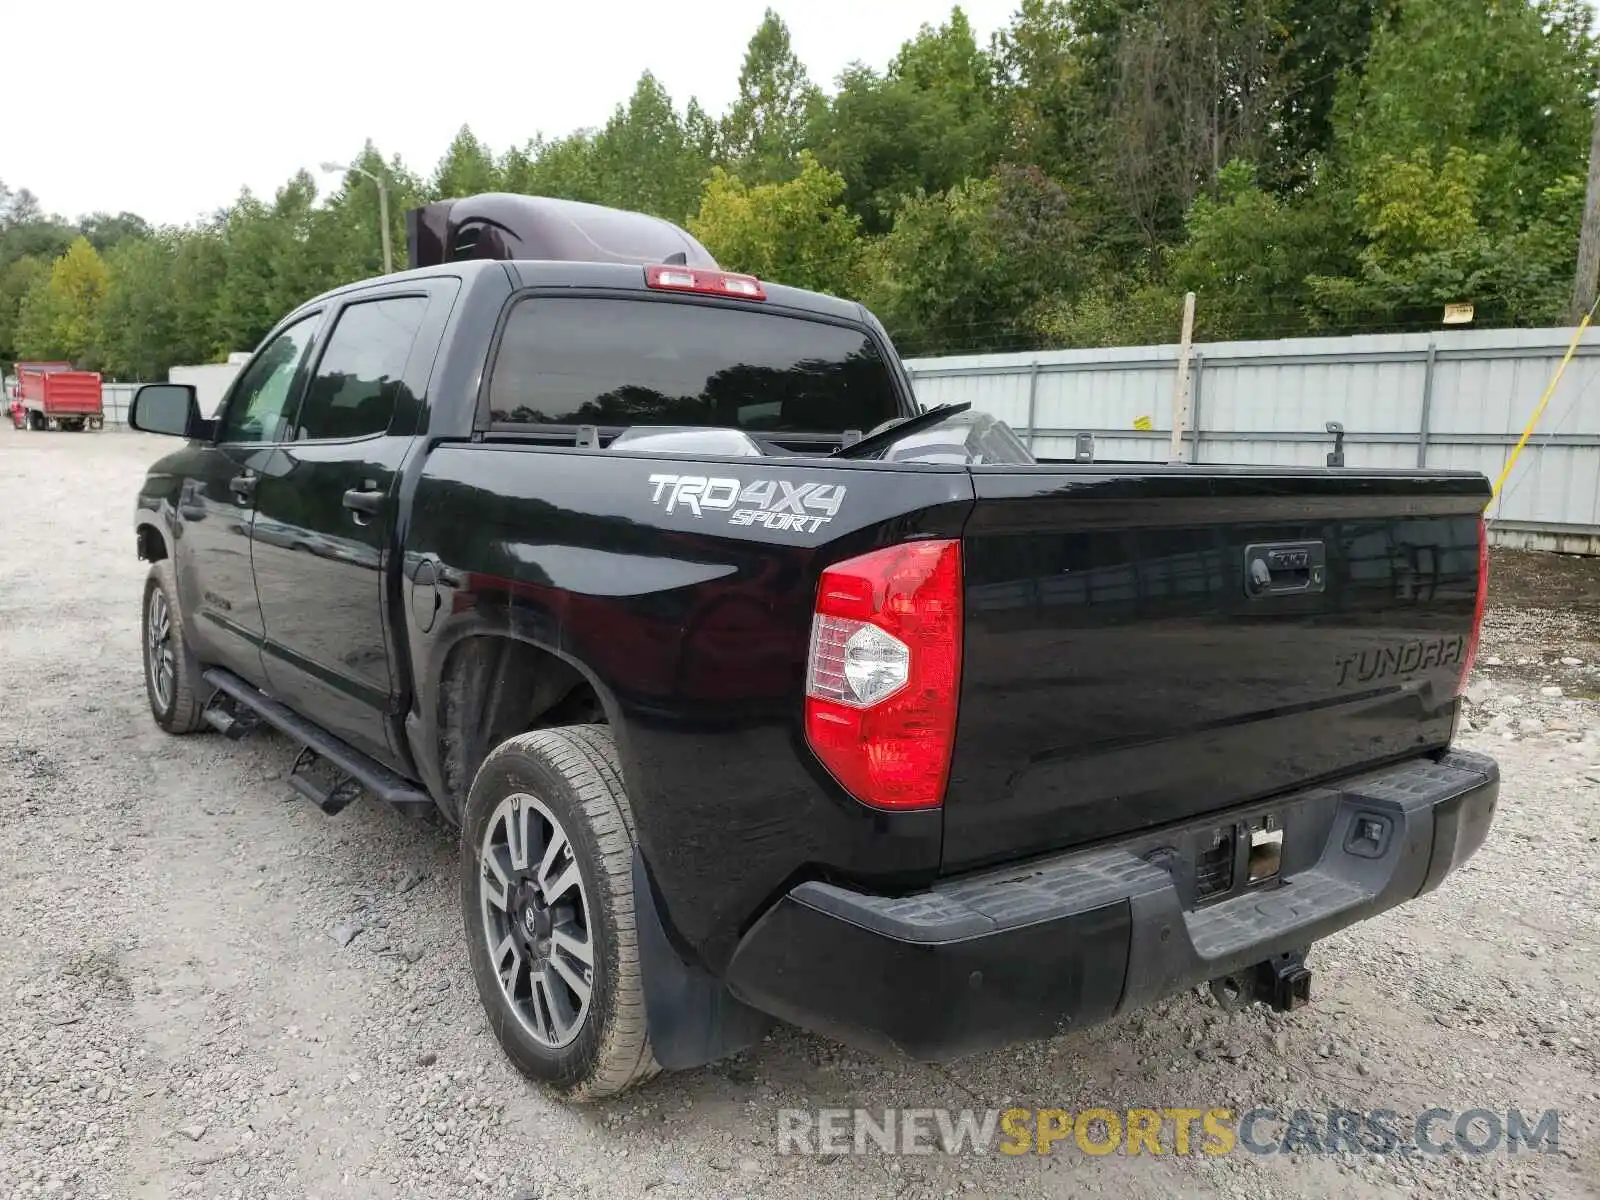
[1133,415,1154,431]
[1443,303,1475,325]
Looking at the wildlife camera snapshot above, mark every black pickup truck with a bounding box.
[129,192,1499,1101]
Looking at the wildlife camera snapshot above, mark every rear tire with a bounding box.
[142,561,206,734]
[460,726,658,1101]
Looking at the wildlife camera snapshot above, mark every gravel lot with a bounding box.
[2,428,1597,1200]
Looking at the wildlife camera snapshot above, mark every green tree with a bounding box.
[589,73,715,220]
[168,226,231,363]
[95,235,179,379]
[811,8,1002,233]
[0,255,49,367]
[1308,148,1582,328]
[15,237,110,365]
[1337,0,1595,204]
[0,184,77,270]
[508,133,602,201]
[213,173,325,353]
[721,10,823,183]
[994,0,1092,178]
[78,211,154,254]
[864,164,1081,355]
[1271,0,1396,185]
[688,151,863,295]
[4,0,1591,374]
[311,143,423,278]
[1159,159,1354,339]
[1288,0,1599,329]
[432,125,503,197]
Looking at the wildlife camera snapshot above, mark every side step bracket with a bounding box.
[201,689,258,740]
[288,746,365,815]
[202,668,435,817]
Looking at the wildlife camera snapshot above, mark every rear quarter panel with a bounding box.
[403,444,973,968]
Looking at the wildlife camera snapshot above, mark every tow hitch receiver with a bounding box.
[1209,951,1312,1013]
[1255,951,1312,1012]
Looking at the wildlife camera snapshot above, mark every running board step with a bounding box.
[202,668,435,816]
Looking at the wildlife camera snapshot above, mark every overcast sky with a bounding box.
[7,0,1019,226]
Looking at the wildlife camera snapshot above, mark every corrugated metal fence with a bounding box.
[101,383,138,428]
[904,326,1600,554]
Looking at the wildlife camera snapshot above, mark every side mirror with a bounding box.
[130,384,200,438]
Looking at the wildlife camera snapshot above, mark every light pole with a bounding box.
[320,160,393,275]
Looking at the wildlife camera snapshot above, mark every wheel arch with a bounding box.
[425,627,631,823]
[136,520,168,562]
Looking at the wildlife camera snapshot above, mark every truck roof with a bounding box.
[310,256,870,329]
[294,193,875,329]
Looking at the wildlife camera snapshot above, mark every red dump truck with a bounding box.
[11,362,104,431]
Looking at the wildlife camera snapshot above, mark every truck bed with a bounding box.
[24,371,102,416]
[408,443,1488,965]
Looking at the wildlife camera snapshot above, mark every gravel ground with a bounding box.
[2,428,1597,1200]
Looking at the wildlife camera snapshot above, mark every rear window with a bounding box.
[486,296,902,433]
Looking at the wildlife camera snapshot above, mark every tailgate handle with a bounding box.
[1245,541,1327,597]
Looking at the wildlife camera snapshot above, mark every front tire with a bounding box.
[461,726,657,1101]
[142,562,206,733]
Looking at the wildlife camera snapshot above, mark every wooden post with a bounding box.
[1169,291,1196,462]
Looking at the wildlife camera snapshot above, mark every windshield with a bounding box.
[486,296,903,434]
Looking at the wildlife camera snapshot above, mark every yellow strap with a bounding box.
[1490,309,1595,502]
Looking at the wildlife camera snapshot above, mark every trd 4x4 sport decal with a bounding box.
[646,474,846,533]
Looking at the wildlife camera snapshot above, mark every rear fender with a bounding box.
[405,608,632,824]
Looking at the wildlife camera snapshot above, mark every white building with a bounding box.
[169,352,252,418]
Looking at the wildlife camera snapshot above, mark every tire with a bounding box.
[460,726,658,1101]
[142,561,206,734]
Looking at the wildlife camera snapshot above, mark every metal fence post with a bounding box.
[1189,354,1205,463]
[1024,360,1041,452]
[1416,340,1438,467]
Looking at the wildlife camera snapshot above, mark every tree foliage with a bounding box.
[721,9,824,183]
[15,237,110,365]
[811,10,1003,233]
[689,151,863,296]
[3,0,1598,382]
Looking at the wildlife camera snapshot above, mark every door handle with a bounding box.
[343,485,385,524]
[229,472,257,503]
[178,479,205,520]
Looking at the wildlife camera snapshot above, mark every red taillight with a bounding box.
[1456,517,1489,696]
[644,264,766,301]
[804,539,962,810]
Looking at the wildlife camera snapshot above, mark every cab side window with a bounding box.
[290,296,429,441]
[218,316,320,445]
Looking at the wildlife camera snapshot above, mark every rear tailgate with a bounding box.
[944,465,1488,872]
[42,372,102,416]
